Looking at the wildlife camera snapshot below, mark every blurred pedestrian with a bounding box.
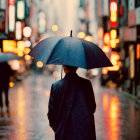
[0,62,13,112]
[48,65,96,140]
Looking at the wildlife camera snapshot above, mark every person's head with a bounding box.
[63,65,78,74]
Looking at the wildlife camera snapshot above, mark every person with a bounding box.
[0,62,13,112]
[48,65,96,140]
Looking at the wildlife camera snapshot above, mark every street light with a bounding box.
[77,32,86,39]
[52,25,58,32]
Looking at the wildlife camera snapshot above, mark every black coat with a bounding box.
[48,72,96,140]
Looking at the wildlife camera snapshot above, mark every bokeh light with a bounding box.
[36,61,43,68]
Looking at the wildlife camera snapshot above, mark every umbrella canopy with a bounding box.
[0,53,20,63]
[29,36,112,69]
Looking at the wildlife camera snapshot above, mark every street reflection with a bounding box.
[15,87,27,140]
[109,97,119,140]
[103,94,120,140]
[103,93,109,111]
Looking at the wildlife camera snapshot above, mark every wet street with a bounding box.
[0,71,140,140]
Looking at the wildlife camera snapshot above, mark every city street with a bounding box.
[0,71,140,140]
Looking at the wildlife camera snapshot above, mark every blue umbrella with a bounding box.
[29,33,112,69]
[0,53,20,63]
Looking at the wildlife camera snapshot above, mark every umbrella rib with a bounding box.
[46,38,64,64]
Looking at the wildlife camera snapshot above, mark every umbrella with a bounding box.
[29,31,112,69]
[0,53,20,63]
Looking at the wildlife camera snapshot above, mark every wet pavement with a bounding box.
[0,70,140,140]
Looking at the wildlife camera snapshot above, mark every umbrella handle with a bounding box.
[61,66,63,79]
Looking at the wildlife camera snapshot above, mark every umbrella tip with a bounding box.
[70,30,72,37]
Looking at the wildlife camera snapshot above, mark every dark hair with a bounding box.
[64,65,78,72]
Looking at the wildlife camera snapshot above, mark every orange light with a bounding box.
[24,55,31,61]
[104,32,110,45]
[9,82,14,87]
[102,68,108,75]
[3,40,17,53]
[108,52,121,71]
[109,97,119,140]
[17,51,24,57]
[24,48,31,55]
[103,93,109,111]
[77,32,86,39]
[84,35,93,42]
[137,44,140,59]
[36,61,43,68]
[110,29,117,39]
[102,45,110,53]
[17,41,25,57]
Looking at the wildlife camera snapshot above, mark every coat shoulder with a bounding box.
[78,76,91,85]
[52,79,64,89]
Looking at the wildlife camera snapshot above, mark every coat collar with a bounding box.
[64,72,78,79]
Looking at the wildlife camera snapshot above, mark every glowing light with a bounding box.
[9,82,14,87]
[110,40,116,48]
[23,26,32,37]
[17,41,25,57]
[24,40,31,47]
[77,32,86,39]
[137,44,140,59]
[109,97,119,140]
[16,21,22,40]
[24,48,31,55]
[104,32,110,45]
[110,1,118,27]
[52,25,58,32]
[36,61,43,68]
[108,52,121,71]
[17,1,25,20]
[84,35,93,42]
[111,12,117,22]
[9,5,15,32]
[102,68,108,75]
[110,39,120,48]
[110,1,117,12]
[17,51,24,57]
[8,60,20,70]
[102,45,110,53]
[103,93,109,111]
[3,40,17,53]
[110,29,117,39]
[24,55,31,61]
[115,39,120,43]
